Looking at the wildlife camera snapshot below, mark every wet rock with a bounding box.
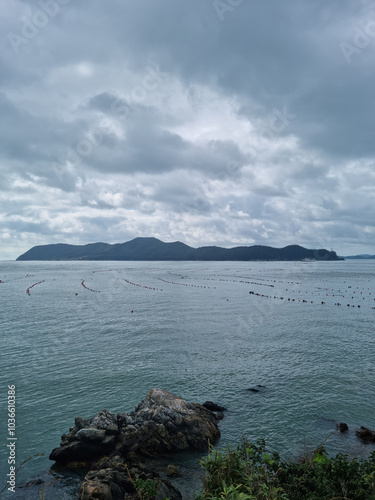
[49,435,117,463]
[153,478,182,500]
[202,401,227,412]
[65,460,91,469]
[49,409,119,463]
[356,426,375,443]
[247,385,266,393]
[166,464,181,477]
[90,409,119,435]
[75,416,86,430]
[77,428,108,442]
[22,478,44,487]
[79,464,133,500]
[337,422,349,433]
[79,458,181,500]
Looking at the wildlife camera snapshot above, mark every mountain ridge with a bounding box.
[16,238,343,261]
[342,254,375,259]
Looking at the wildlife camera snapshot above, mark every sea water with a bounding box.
[0,260,374,498]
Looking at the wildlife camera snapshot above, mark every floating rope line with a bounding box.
[2,274,35,284]
[81,280,100,293]
[26,280,45,295]
[157,278,215,289]
[123,279,162,291]
[248,288,374,309]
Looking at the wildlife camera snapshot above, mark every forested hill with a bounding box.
[16,237,343,261]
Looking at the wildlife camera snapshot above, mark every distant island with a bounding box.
[16,237,343,261]
[343,254,375,259]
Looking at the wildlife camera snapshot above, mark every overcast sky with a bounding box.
[1,0,375,259]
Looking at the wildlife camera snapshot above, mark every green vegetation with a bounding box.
[133,477,159,499]
[196,438,375,500]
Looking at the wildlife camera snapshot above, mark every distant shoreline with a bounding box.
[16,237,343,262]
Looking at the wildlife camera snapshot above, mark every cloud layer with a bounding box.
[1,0,375,259]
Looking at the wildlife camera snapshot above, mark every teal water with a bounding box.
[0,260,374,498]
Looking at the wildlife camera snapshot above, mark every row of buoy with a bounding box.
[286,289,373,297]
[317,287,371,295]
[333,302,361,308]
[249,291,290,301]
[123,279,162,291]
[26,280,45,295]
[285,289,374,302]
[240,280,274,287]
[81,280,100,293]
[158,278,215,289]
[249,289,373,309]
[11,270,374,310]
[207,278,276,287]
[210,274,301,285]
[2,274,35,284]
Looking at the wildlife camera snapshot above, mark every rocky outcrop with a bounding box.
[337,422,349,433]
[49,409,119,463]
[49,389,224,499]
[79,457,181,500]
[166,464,181,477]
[50,389,222,464]
[202,401,227,414]
[356,426,375,443]
[118,388,221,455]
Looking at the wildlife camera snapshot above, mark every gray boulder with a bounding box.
[119,388,221,454]
[356,426,375,442]
[79,457,182,500]
[50,391,222,464]
[49,409,119,463]
[49,389,223,498]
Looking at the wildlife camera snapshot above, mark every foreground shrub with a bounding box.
[196,437,375,500]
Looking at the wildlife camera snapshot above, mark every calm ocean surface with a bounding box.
[1,260,375,498]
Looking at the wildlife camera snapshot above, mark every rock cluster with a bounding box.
[119,388,222,455]
[49,388,224,499]
[356,426,375,443]
[335,422,375,442]
[50,409,119,463]
[79,456,181,500]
